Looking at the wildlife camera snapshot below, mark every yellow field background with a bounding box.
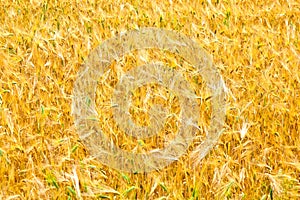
[0,0,299,199]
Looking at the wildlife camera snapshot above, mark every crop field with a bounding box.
[0,0,299,199]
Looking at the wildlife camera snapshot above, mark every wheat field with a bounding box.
[0,0,299,199]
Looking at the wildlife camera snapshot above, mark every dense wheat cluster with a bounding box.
[0,0,299,199]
